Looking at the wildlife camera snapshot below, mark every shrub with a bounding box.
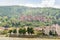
[37,31,43,35]
[2,30,8,34]
[36,29,45,36]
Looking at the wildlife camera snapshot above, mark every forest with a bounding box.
[0,6,60,27]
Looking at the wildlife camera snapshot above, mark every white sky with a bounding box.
[0,0,60,8]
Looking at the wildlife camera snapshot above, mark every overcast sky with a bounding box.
[0,0,60,8]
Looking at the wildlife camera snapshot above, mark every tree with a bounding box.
[55,31,58,36]
[42,29,45,35]
[19,28,26,35]
[27,27,30,34]
[53,31,58,36]
[27,27,34,35]
[19,28,23,34]
[30,28,34,34]
[49,30,58,36]
[13,29,17,34]
[22,28,26,35]
[49,30,53,35]
[8,30,12,34]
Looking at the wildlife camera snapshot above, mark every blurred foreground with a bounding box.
[0,37,60,40]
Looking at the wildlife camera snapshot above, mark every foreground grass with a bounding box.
[0,37,60,40]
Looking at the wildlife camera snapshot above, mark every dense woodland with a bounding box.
[0,6,60,27]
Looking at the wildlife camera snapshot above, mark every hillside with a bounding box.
[0,6,60,23]
[0,6,60,18]
[0,6,60,26]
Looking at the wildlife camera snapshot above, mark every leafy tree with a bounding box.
[27,27,34,35]
[19,28,26,35]
[42,29,45,35]
[49,30,58,36]
[13,29,17,33]
[49,30,53,35]
[19,28,23,34]
[8,30,12,34]
[22,28,26,35]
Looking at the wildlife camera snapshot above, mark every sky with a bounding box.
[0,0,60,8]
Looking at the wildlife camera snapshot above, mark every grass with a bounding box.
[0,37,60,40]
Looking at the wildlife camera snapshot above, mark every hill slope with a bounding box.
[0,6,60,26]
[0,6,60,17]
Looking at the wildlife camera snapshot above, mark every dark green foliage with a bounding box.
[13,29,17,33]
[49,30,58,36]
[22,28,26,35]
[27,27,30,34]
[49,30,53,35]
[27,27,34,34]
[19,29,23,34]
[8,30,12,34]
[53,31,58,36]
[19,28,26,35]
